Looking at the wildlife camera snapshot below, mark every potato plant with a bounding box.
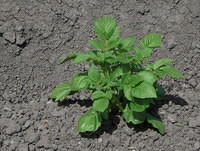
[51,17,183,134]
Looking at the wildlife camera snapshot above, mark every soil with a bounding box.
[0,0,200,151]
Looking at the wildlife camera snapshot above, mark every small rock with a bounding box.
[189,116,200,127]
[51,109,65,117]
[3,31,16,43]
[166,35,177,49]
[5,120,21,135]
[15,25,24,32]
[196,83,200,90]
[111,135,120,145]
[56,0,62,4]
[23,120,32,130]
[194,142,200,150]
[98,138,103,143]
[188,78,197,87]
[25,130,40,143]
[37,135,49,148]
[18,144,29,151]
[28,144,35,151]
[168,114,177,123]
[0,23,8,34]
[16,33,26,46]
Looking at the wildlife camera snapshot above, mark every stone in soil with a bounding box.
[3,31,16,43]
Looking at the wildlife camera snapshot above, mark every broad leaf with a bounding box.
[155,84,165,98]
[140,33,161,48]
[121,74,143,86]
[129,99,151,112]
[146,113,166,134]
[105,90,113,100]
[138,71,157,84]
[106,38,120,50]
[73,53,90,64]
[123,85,132,101]
[93,98,109,112]
[122,104,146,124]
[95,17,117,40]
[132,81,157,99]
[91,91,106,100]
[89,40,105,50]
[111,67,123,80]
[133,47,153,61]
[78,109,101,132]
[71,75,90,90]
[152,58,173,69]
[159,65,184,78]
[101,109,109,120]
[60,53,77,64]
[88,65,101,82]
[120,38,136,50]
[51,83,71,101]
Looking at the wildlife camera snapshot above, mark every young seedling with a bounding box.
[51,17,183,134]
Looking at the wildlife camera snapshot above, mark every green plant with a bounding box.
[51,17,183,134]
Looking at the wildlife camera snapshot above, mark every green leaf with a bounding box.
[101,109,109,120]
[91,91,105,100]
[140,33,161,48]
[89,40,105,50]
[105,91,113,100]
[51,83,71,101]
[121,74,143,86]
[60,53,77,64]
[146,113,166,134]
[123,85,132,101]
[132,81,157,99]
[106,38,120,50]
[122,104,146,124]
[133,47,153,61]
[159,65,184,78]
[88,65,101,81]
[110,26,120,40]
[155,84,165,98]
[71,75,90,90]
[111,67,123,79]
[95,17,118,40]
[129,99,151,112]
[93,98,109,112]
[152,58,173,69]
[120,38,136,50]
[73,53,90,64]
[138,71,157,84]
[78,109,101,132]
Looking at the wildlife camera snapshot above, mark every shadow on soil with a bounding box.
[57,94,188,138]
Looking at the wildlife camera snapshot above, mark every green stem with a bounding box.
[112,95,123,112]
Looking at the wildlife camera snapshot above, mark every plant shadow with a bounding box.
[127,94,188,134]
[56,94,188,137]
[80,109,120,139]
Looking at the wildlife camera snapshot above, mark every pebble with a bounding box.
[98,138,103,143]
[25,130,40,143]
[5,120,21,135]
[188,78,197,87]
[167,114,177,123]
[3,31,16,43]
[0,23,8,33]
[18,144,29,151]
[37,135,49,148]
[194,142,200,150]
[16,33,26,46]
[23,120,33,130]
[28,144,35,151]
[189,116,200,127]
[51,109,65,117]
